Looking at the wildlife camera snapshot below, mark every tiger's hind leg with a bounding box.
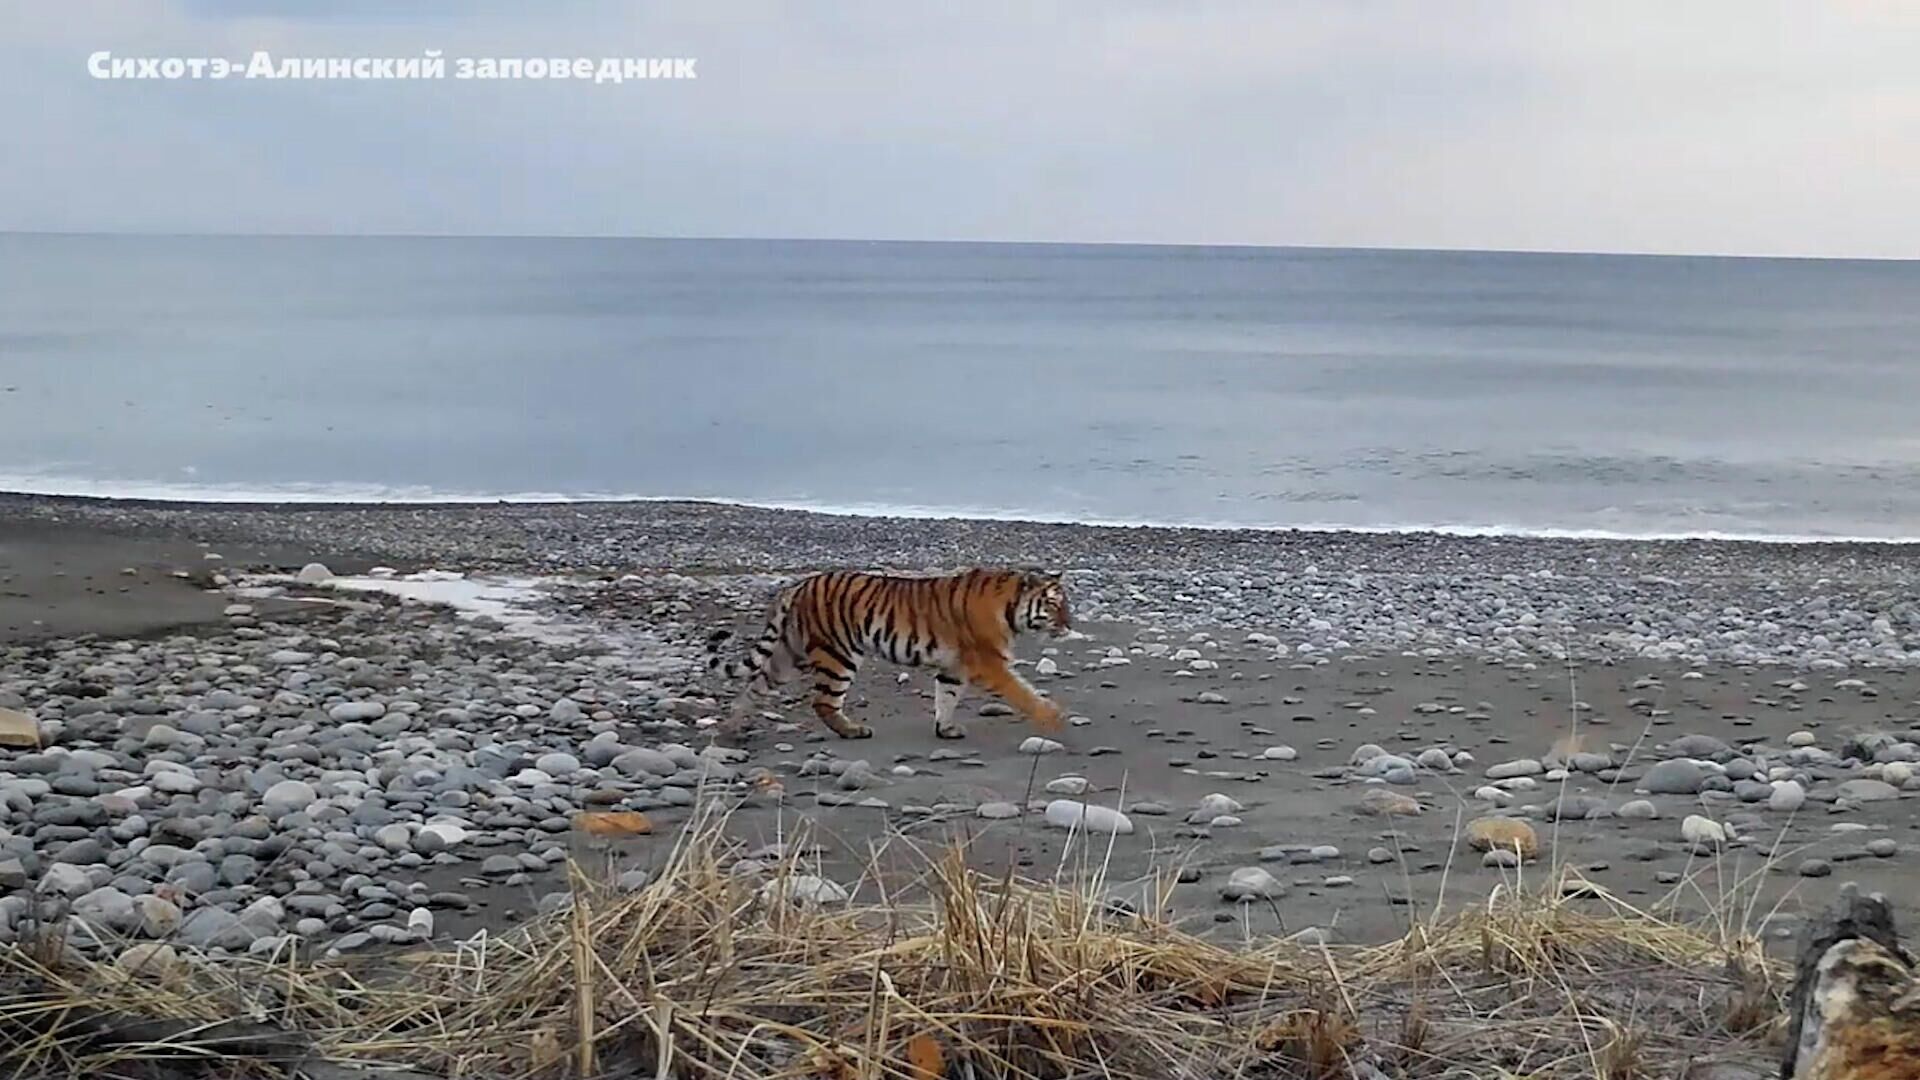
[932,672,967,739]
[806,646,872,739]
[962,650,1064,734]
[722,642,807,738]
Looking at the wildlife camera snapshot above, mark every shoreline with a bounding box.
[8,487,1920,552]
[7,488,1920,667]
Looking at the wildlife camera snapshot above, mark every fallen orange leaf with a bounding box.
[574,811,653,837]
[906,1033,945,1080]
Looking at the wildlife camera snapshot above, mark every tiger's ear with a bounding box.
[1020,568,1060,587]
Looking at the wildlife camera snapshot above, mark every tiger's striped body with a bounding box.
[707,568,1071,740]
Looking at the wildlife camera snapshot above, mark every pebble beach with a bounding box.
[5,492,1920,967]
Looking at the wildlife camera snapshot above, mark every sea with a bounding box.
[4,233,1920,542]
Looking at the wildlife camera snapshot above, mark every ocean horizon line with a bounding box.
[3,230,1916,265]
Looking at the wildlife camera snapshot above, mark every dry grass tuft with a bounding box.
[0,812,1788,1080]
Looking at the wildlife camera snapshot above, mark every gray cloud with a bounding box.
[5,0,1918,256]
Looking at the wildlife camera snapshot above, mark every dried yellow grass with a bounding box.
[0,808,1787,1080]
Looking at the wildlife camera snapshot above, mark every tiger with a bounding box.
[706,567,1072,740]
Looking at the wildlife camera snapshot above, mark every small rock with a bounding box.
[136,895,182,937]
[836,761,879,790]
[1769,781,1807,813]
[480,854,522,877]
[611,748,677,778]
[151,771,201,795]
[1187,793,1243,824]
[0,707,43,749]
[1837,779,1900,803]
[115,943,184,979]
[760,875,849,907]
[1485,759,1544,781]
[73,887,138,933]
[1044,800,1133,835]
[1668,734,1731,757]
[1019,737,1064,756]
[1643,760,1709,795]
[1359,790,1423,817]
[40,864,92,898]
[1681,815,1727,848]
[261,780,318,814]
[178,908,261,951]
[415,822,466,851]
[1220,867,1284,902]
[1467,817,1539,859]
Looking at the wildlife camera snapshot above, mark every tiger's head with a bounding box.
[1014,569,1072,637]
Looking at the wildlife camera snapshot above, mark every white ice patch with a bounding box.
[235,569,695,677]
[239,570,560,637]
[326,572,559,636]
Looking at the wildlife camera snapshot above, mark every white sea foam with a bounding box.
[0,472,633,506]
[8,471,1920,546]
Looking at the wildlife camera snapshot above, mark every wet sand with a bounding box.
[0,518,342,643]
[627,613,1920,950]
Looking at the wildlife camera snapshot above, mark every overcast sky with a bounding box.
[5,1,1918,257]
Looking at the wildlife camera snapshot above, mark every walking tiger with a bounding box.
[707,567,1071,740]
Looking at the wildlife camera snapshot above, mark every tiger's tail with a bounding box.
[706,585,797,684]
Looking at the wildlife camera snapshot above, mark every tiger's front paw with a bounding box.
[1031,699,1064,733]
